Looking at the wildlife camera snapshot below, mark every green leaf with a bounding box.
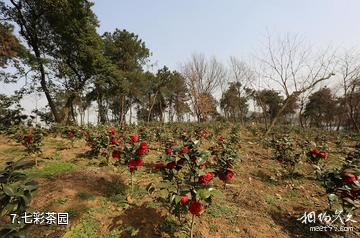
[4,202,18,214]
[198,170,205,176]
[129,227,139,236]
[19,194,30,206]
[197,188,211,200]
[210,189,223,198]
[170,194,176,203]
[146,183,156,195]
[159,189,169,199]
[174,195,181,204]
[2,185,15,196]
[328,193,337,202]
[13,159,35,170]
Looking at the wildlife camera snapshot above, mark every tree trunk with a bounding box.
[80,108,84,126]
[129,97,132,124]
[348,95,360,132]
[62,94,77,125]
[160,101,164,123]
[119,95,126,125]
[265,95,296,136]
[97,89,107,124]
[70,102,76,125]
[298,100,305,128]
[148,91,159,122]
[168,101,172,122]
[10,1,61,123]
[35,50,61,123]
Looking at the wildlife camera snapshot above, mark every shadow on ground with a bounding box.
[109,204,176,238]
[270,209,332,238]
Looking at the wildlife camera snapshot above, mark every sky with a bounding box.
[92,0,360,69]
[2,0,360,122]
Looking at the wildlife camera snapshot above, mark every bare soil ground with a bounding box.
[0,129,359,238]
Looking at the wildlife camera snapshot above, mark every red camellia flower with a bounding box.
[188,200,203,215]
[343,173,357,185]
[154,162,164,170]
[201,130,209,138]
[217,145,224,151]
[128,158,143,170]
[180,195,188,205]
[351,188,360,197]
[318,151,328,159]
[219,169,235,183]
[23,135,33,142]
[166,160,176,170]
[112,151,121,159]
[67,130,74,138]
[311,149,320,155]
[198,172,214,185]
[177,158,186,166]
[108,128,116,134]
[111,137,119,145]
[218,135,224,141]
[165,148,173,155]
[137,148,147,155]
[140,142,147,150]
[182,146,189,154]
[83,131,89,137]
[130,135,139,143]
[191,156,197,163]
[136,142,148,155]
[135,158,144,166]
[128,159,137,169]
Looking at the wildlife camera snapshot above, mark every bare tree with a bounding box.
[181,54,225,121]
[338,50,360,132]
[227,56,255,91]
[258,33,335,134]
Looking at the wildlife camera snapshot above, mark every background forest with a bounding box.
[0,0,359,134]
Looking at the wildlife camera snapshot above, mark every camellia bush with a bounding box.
[11,127,45,167]
[156,133,237,238]
[320,144,360,223]
[20,128,43,157]
[269,135,301,181]
[112,133,149,192]
[209,135,238,188]
[0,159,37,237]
[85,130,104,158]
[229,124,241,145]
[84,127,117,165]
[305,148,328,178]
[62,126,85,148]
[126,135,148,191]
